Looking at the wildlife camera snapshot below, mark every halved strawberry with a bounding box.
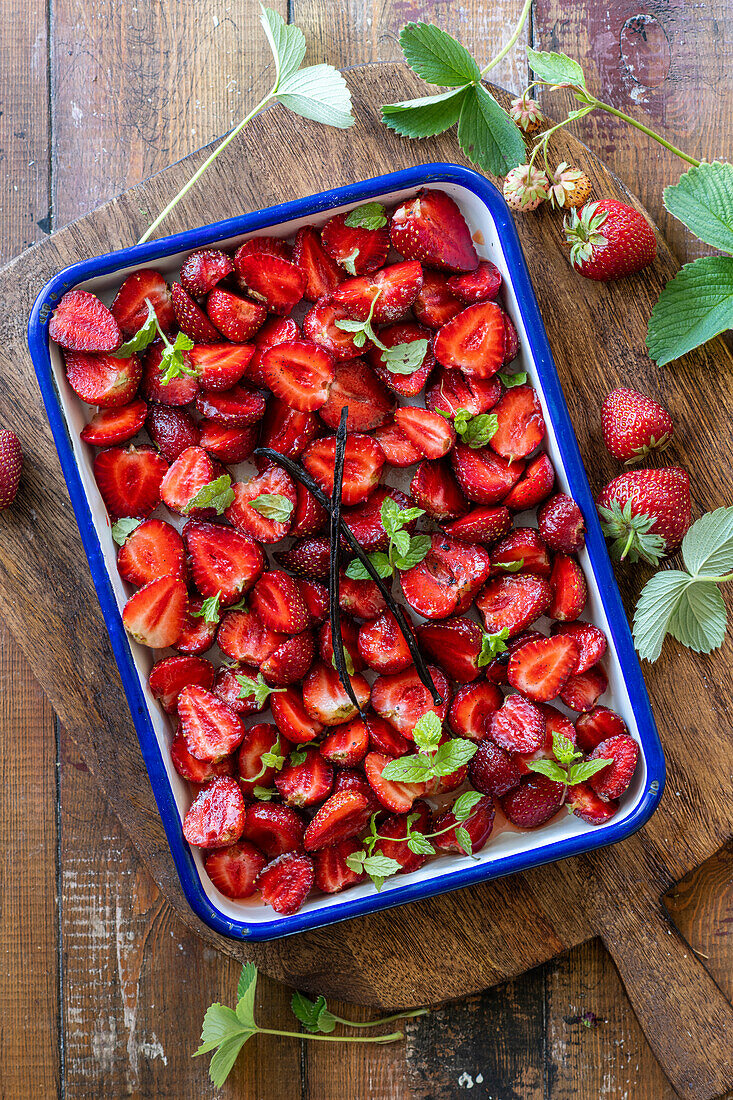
[321,211,390,275]
[172,283,222,343]
[432,794,495,854]
[318,616,364,673]
[476,573,552,636]
[65,350,141,408]
[358,610,413,674]
[304,790,373,851]
[374,800,431,873]
[319,718,370,766]
[117,517,185,586]
[373,421,423,467]
[275,747,333,808]
[293,225,345,301]
[262,339,335,412]
[257,396,320,465]
[199,420,258,464]
[217,602,284,662]
[416,616,486,683]
[226,467,297,542]
[575,705,627,753]
[434,302,505,377]
[186,343,254,391]
[539,703,577,752]
[147,405,201,462]
[178,684,244,761]
[204,840,266,899]
[338,572,387,618]
[303,296,365,360]
[332,261,423,324]
[289,482,328,538]
[483,630,543,685]
[206,287,266,342]
[141,343,199,406]
[241,803,306,857]
[257,852,314,914]
[413,270,463,329]
[313,838,367,893]
[400,535,490,620]
[502,453,556,511]
[49,288,122,352]
[175,596,219,654]
[238,723,285,796]
[332,767,381,804]
[122,574,187,648]
[410,459,468,521]
[451,443,525,504]
[214,665,270,716]
[81,399,148,447]
[559,665,609,712]
[566,782,618,825]
[447,261,502,303]
[443,505,512,544]
[234,236,292,264]
[552,622,607,674]
[94,444,168,518]
[302,661,370,726]
[183,776,247,848]
[251,570,310,633]
[370,665,449,737]
[271,686,324,744]
[365,716,410,757]
[343,486,415,552]
[503,311,520,363]
[588,735,639,800]
[184,520,264,605]
[368,322,436,397]
[425,367,501,418]
[302,434,384,506]
[319,358,394,431]
[247,316,301,386]
[159,446,215,515]
[111,269,175,336]
[195,383,266,427]
[448,681,503,741]
[394,406,455,460]
[500,773,565,829]
[507,634,579,702]
[179,249,234,297]
[548,555,587,621]
[276,537,331,579]
[390,189,478,271]
[262,631,316,687]
[538,493,586,554]
[469,738,521,796]
[490,384,545,461]
[363,752,426,813]
[489,693,545,753]
[491,527,552,576]
[300,580,330,623]
[149,654,215,713]
[170,737,234,784]
[235,252,305,315]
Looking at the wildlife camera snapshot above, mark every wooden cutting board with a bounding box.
[0,64,731,1100]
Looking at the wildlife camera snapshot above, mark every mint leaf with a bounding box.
[362,854,402,890]
[194,1003,245,1057]
[454,826,473,857]
[345,850,366,874]
[236,671,282,707]
[182,474,235,516]
[552,731,580,767]
[111,517,142,546]
[477,627,510,666]
[399,22,480,86]
[568,759,612,785]
[253,785,276,801]
[646,255,733,366]
[457,83,526,176]
[380,497,423,537]
[412,710,443,749]
[290,748,308,766]
[681,506,733,576]
[526,47,587,89]
[393,533,431,572]
[668,580,727,654]
[235,963,258,1028]
[276,65,355,129]
[159,330,196,384]
[493,558,524,573]
[260,5,307,84]
[663,162,733,254]
[249,493,294,521]
[526,759,568,784]
[345,202,388,230]
[345,552,393,580]
[112,300,158,357]
[192,592,222,624]
[381,754,435,782]
[407,831,436,855]
[381,339,429,374]
[208,1033,254,1089]
[432,737,477,776]
[381,88,469,139]
[391,527,411,560]
[632,570,695,662]
[498,370,527,388]
[458,412,498,449]
[452,790,484,822]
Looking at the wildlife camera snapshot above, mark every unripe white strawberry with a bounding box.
[509,93,545,134]
[549,162,593,209]
[503,165,549,213]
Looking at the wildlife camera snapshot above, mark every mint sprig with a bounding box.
[381,711,477,784]
[113,298,196,383]
[192,591,222,624]
[182,474,235,516]
[437,407,498,449]
[235,671,286,707]
[477,627,510,665]
[334,289,427,374]
[526,730,611,787]
[345,498,428,580]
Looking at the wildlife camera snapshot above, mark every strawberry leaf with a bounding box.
[194,1004,244,1057]
[276,64,355,129]
[526,47,587,89]
[663,162,733,254]
[457,83,526,176]
[632,570,696,662]
[235,963,258,1028]
[381,88,469,139]
[681,506,733,576]
[208,1034,254,1088]
[291,992,336,1033]
[398,22,480,86]
[668,580,728,654]
[646,255,733,366]
[260,5,307,84]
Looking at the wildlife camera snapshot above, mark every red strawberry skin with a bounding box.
[601,387,674,464]
[597,466,691,559]
[565,199,657,280]
[390,189,478,271]
[0,430,22,510]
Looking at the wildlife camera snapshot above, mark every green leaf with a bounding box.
[290,992,335,1033]
[454,826,473,857]
[277,64,355,129]
[345,850,366,874]
[345,551,393,580]
[159,331,196,384]
[253,785,276,801]
[407,831,436,855]
[568,759,612,785]
[493,558,524,573]
[235,963,258,1028]
[381,338,429,374]
[552,731,579,767]
[236,671,281,707]
[335,317,368,334]
[632,570,695,662]
[192,592,222,624]
[451,790,484,822]
[111,517,142,546]
[399,22,480,86]
[646,255,733,366]
[391,527,411,559]
[290,748,308,766]
[345,202,388,230]
[663,162,733,254]
[112,300,158,357]
[457,83,526,176]
[381,88,469,139]
[249,493,294,521]
[458,412,498,449]
[260,5,307,85]
[182,474,235,516]
[411,710,443,749]
[668,580,728,654]
[526,46,587,89]
[526,758,568,784]
[393,533,431,572]
[498,370,527,388]
[208,1033,253,1089]
[681,506,733,577]
[477,627,510,666]
[194,1003,245,1056]
[362,854,402,888]
[381,754,435,783]
[432,737,477,776]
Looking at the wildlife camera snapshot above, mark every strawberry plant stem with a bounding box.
[256,1027,406,1043]
[328,1007,429,1028]
[480,0,532,76]
[590,98,701,167]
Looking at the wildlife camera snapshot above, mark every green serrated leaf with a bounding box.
[381,753,435,783]
[235,671,281,707]
[208,1033,253,1089]
[632,570,695,662]
[432,737,477,776]
[182,474,235,516]
[411,709,443,748]
[452,790,484,822]
[112,300,159,357]
[526,46,587,89]
[192,591,221,624]
[477,627,510,666]
[393,533,431,572]
[399,22,480,86]
[381,88,469,139]
[335,317,367,334]
[260,5,307,85]
[552,730,579,767]
[362,854,403,884]
[457,83,526,177]
[407,831,436,855]
[391,527,411,559]
[681,506,733,577]
[454,826,473,857]
[663,162,733,254]
[526,758,568,784]
[381,338,429,374]
[498,370,527,388]
[290,748,308,766]
[249,492,294,521]
[111,517,142,546]
[459,412,498,449]
[646,255,733,366]
[345,850,367,874]
[253,785,276,801]
[568,758,612,785]
[345,551,393,580]
[235,963,258,1028]
[194,1003,245,1057]
[291,991,331,1033]
[668,579,728,654]
[276,64,355,129]
[344,202,388,230]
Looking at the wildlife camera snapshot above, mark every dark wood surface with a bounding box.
[0,3,732,1099]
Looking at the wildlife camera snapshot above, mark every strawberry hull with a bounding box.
[31,163,664,941]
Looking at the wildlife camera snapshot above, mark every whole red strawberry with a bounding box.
[0,430,22,510]
[601,387,674,464]
[564,200,656,280]
[597,466,691,564]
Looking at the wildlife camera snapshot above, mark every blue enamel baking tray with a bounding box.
[28,163,665,940]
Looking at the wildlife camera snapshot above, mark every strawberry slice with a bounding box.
[182,776,247,848]
[443,505,512,544]
[338,573,387,618]
[303,790,372,852]
[313,838,367,893]
[469,738,522,796]
[434,302,505,377]
[416,616,486,683]
[425,367,501,418]
[433,795,495,854]
[179,249,234,297]
[477,573,552,636]
[538,493,586,554]
[238,723,284,795]
[111,269,175,336]
[247,316,301,386]
[343,486,415,552]
[575,705,627,753]
[205,287,267,342]
[321,211,390,275]
[293,225,345,301]
[567,783,618,825]
[391,189,478,271]
[302,661,371,726]
[507,634,580,702]
[65,350,141,407]
[490,384,545,461]
[489,693,545,753]
[373,421,423,467]
[235,252,306,315]
[212,666,266,716]
[500,774,566,828]
[94,444,168,517]
[491,527,552,576]
[290,482,328,537]
[261,632,316,686]
[318,616,364,672]
[368,322,436,398]
[332,261,423,324]
[170,737,234,784]
[300,580,329,623]
[141,343,199,406]
[171,283,222,343]
[303,296,366,360]
[257,853,314,914]
[195,383,266,427]
[447,261,502,303]
[183,519,265,605]
[178,684,244,761]
[332,767,381,804]
[374,801,431,873]
[448,681,503,741]
[271,686,324,744]
[147,405,201,462]
[400,535,490,620]
[217,606,285,664]
[358,610,413,674]
[204,841,266,899]
[175,596,219,654]
[122,575,187,648]
[81,399,148,446]
[413,270,463,329]
[149,654,215,713]
[234,236,292,264]
[262,339,335,412]
[302,434,384,506]
[241,804,306,857]
[200,420,258,464]
[410,459,468,521]
[548,555,587,621]
[276,536,331,579]
[258,396,320,463]
[49,288,122,352]
[319,358,394,431]
[502,311,520,364]
[502,452,555,511]
[226,467,297,542]
[186,343,255,391]
[559,665,609,712]
[588,735,639,800]
[451,442,525,504]
[364,716,409,757]
[370,665,449,737]
[552,622,607,674]
[251,570,310,633]
[117,517,185,586]
[276,747,334,807]
[394,407,455,459]
[159,446,215,515]
[319,718,370,766]
[363,752,426,814]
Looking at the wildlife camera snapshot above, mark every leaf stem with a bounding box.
[481,0,533,76]
[589,98,701,167]
[329,1007,429,1028]
[257,1027,405,1043]
[695,571,733,584]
